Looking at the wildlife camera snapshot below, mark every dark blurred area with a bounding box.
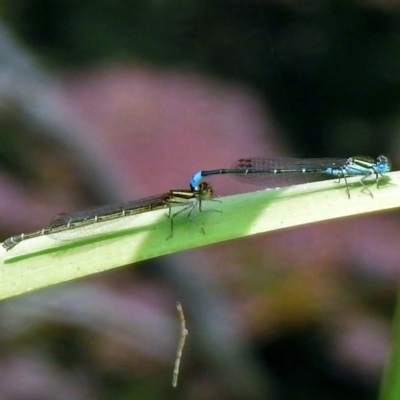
[0,0,399,399]
[4,1,400,157]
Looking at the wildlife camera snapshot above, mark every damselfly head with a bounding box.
[376,155,391,173]
[196,182,213,199]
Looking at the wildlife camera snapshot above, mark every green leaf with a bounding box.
[1,171,399,301]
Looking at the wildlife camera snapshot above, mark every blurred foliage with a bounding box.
[2,0,400,156]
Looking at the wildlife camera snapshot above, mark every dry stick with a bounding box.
[172,301,188,387]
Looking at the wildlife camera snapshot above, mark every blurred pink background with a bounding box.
[0,61,399,399]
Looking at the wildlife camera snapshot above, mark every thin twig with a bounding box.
[172,301,188,388]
